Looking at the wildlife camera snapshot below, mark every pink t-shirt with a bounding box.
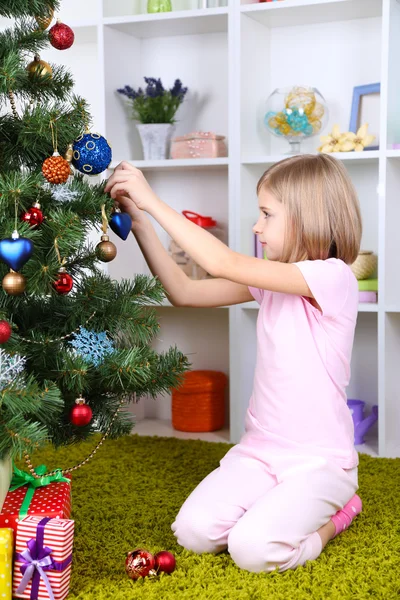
[244,258,359,473]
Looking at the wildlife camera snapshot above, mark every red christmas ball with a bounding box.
[53,270,73,294]
[49,21,75,50]
[21,206,44,227]
[125,549,156,580]
[0,320,12,344]
[70,401,92,427]
[154,551,176,574]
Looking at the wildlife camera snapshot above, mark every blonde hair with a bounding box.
[257,154,362,264]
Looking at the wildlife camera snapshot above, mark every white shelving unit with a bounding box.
[4,0,399,457]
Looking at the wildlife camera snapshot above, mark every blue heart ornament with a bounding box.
[109,212,132,241]
[0,236,34,271]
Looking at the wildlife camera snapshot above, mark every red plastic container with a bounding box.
[172,370,228,432]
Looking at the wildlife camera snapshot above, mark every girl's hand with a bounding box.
[114,194,149,231]
[104,161,158,212]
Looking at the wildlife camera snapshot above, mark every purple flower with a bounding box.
[144,77,164,98]
[116,78,188,124]
[170,79,188,99]
[117,85,143,100]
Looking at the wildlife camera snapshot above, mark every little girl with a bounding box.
[105,154,363,573]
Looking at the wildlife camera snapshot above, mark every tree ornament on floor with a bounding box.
[72,131,112,175]
[35,8,54,30]
[2,271,26,296]
[125,549,157,580]
[109,208,132,241]
[69,326,115,366]
[49,21,75,51]
[0,321,12,344]
[42,119,71,184]
[154,551,176,575]
[95,204,117,262]
[70,396,93,427]
[52,238,74,295]
[27,55,52,79]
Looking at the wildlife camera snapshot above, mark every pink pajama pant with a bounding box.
[171,446,358,573]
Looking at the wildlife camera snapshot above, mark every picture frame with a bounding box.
[349,83,380,150]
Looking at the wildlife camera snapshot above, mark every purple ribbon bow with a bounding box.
[15,517,72,600]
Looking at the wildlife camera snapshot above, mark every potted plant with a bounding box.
[117,77,188,160]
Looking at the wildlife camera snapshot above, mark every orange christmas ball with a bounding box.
[42,154,71,184]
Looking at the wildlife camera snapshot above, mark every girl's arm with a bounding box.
[117,196,253,307]
[105,165,314,298]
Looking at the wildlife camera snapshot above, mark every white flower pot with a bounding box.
[0,454,12,512]
[136,123,175,160]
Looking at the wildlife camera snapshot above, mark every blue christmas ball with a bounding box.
[72,132,112,175]
[287,108,309,133]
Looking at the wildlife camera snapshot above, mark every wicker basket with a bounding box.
[172,370,227,432]
[350,251,377,280]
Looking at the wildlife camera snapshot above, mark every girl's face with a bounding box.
[253,187,286,261]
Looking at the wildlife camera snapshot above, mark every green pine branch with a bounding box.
[0,19,50,62]
[0,1,59,19]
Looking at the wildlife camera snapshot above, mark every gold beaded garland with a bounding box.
[24,396,127,478]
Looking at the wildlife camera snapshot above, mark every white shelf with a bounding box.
[385,306,400,313]
[242,301,379,312]
[149,299,233,309]
[386,149,400,158]
[133,418,231,443]
[103,7,228,38]
[242,151,380,166]
[52,0,400,457]
[240,0,382,28]
[358,303,379,312]
[109,157,229,170]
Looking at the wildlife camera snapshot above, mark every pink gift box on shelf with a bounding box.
[359,291,377,303]
[13,516,74,600]
[170,131,227,159]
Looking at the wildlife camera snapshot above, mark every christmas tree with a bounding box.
[0,0,189,467]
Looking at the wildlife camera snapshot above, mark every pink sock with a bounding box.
[330,494,362,538]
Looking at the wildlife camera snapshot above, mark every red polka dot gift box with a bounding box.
[0,465,71,537]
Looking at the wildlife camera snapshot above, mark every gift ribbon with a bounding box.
[10,465,70,519]
[15,517,72,600]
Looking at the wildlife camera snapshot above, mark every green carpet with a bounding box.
[27,435,399,600]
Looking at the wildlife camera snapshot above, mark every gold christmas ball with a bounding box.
[27,56,53,79]
[35,9,54,30]
[2,272,26,296]
[96,235,117,262]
